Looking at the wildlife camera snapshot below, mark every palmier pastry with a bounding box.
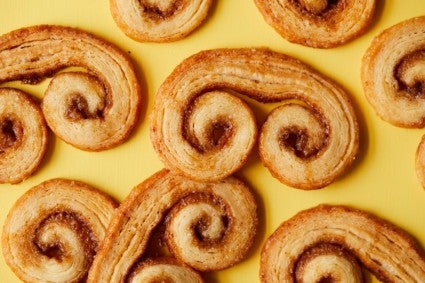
[2,178,117,283]
[88,169,258,282]
[260,205,425,282]
[0,88,47,184]
[110,0,213,42]
[362,16,425,128]
[254,0,376,48]
[150,48,359,189]
[0,25,142,151]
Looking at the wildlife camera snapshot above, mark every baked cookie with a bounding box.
[261,205,425,282]
[2,178,117,283]
[0,88,47,184]
[254,0,376,48]
[0,25,142,151]
[88,170,257,282]
[110,0,213,42]
[151,48,359,189]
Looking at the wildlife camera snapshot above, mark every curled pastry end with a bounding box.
[0,88,48,184]
[127,258,204,283]
[260,205,425,282]
[110,0,213,42]
[0,25,142,151]
[1,178,117,283]
[254,0,376,48]
[362,16,425,128]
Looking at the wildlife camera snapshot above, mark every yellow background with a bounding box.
[1,0,425,282]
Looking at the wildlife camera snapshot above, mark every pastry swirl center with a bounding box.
[139,0,185,20]
[296,0,338,15]
[0,116,23,153]
[395,49,425,98]
[65,93,105,121]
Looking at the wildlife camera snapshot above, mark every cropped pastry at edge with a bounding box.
[362,16,425,188]
[110,0,213,42]
[0,25,142,151]
[0,88,48,184]
[260,204,425,282]
[150,48,359,190]
[88,169,258,282]
[254,0,376,48]
[2,178,117,283]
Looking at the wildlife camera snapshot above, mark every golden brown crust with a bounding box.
[362,16,425,128]
[254,0,376,48]
[151,48,359,189]
[88,169,257,282]
[260,204,425,282]
[0,25,142,151]
[0,88,48,184]
[110,0,213,42]
[415,135,425,188]
[127,257,204,283]
[1,178,118,283]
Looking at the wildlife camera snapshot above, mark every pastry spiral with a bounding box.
[260,205,425,282]
[254,0,376,48]
[0,25,142,151]
[150,48,359,189]
[110,0,213,42]
[362,16,425,128]
[127,258,204,283]
[1,178,117,283]
[0,88,47,184]
[88,169,258,282]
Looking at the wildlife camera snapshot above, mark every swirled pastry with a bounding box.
[2,178,117,283]
[362,16,425,128]
[0,88,47,184]
[254,0,376,48]
[127,258,204,283]
[151,48,359,189]
[260,205,425,282]
[88,169,257,282]
[110,0,213,42]
[0,25,142,151]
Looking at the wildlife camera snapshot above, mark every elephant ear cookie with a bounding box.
[110,0,213,42]
[254,0,376,48]
[261,205,425,282]
[0,88,47,184]
[151,48,359,189]
[2,178,117,283]
[0,25,142,151]
[88,170,258,282]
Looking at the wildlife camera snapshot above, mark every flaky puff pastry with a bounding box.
[151,48,359,189]
[2,178,117,283]
[362,17,425,188]
[0,25,142,151]
[260,205,425,282]
[254,0,376,48]
[88,169,257,282]
[0,88,47,184]
[110,0,213,42]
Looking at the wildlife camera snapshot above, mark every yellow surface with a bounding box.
[0,1,425,282]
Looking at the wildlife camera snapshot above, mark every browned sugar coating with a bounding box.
[260,204,425,282]
[151,48,359,189]
[254,0,376,48]
[2,178,117,283]
[110,0,213,42]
